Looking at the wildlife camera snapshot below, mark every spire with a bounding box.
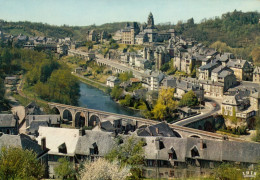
[147,12,154,28]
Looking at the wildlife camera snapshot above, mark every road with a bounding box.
[172,97,221,126]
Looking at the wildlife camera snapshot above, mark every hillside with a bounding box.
[1,10,259,62]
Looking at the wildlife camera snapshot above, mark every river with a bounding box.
[78,82,140,117]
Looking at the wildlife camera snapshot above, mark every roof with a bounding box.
[37,127,79,156]
[27,121,48,134]
[107,76,119,82]
[0,134,44,156]
[218,70,233,78]
[199,62,219,70]
[0,114,17,127]
[227,59,248,69]
[75,131,115,156]
[137,122,178,137]
[27,115,60,127]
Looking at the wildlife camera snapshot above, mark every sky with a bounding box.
[0,0,260,26]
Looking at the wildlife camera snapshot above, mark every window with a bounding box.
[191,146,200,157]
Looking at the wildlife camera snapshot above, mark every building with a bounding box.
[106,76,120,87]
[143,70,165,91]
[221,93,255,121]
[4,76,17,85]
[121,22,139,44]
[87,30,98,42]
[253,66,260,83]
[0,114,19,135]
[227,59,253,81]
[198,62,219,80]
[26,115,61,135]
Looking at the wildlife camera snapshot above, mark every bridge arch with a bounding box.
[51,106,60,115]
[189,135,201,139]
[172,130,182,138]
[62,109,73,123]
[75,112,86,128]
[89,114,101,127]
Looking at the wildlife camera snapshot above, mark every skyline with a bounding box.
[0,0,260,26]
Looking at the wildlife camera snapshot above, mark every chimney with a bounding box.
[155,127,159,134]
[79,128,85,136]
[41,137,46,151]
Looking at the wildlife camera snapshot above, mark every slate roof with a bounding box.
[27,115,61,127]
[27,120,48,134]
[227,59,248,69]
[0,114,17,127]
[0,134,44,156]
[137,122,178,137]
[218,70,233,78]
[75,131,115,156]
[199,62,219,70]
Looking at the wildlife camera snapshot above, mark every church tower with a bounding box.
[147,12,154,29]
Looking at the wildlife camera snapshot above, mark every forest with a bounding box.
[0,43,80,109]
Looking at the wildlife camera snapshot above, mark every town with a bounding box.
[0,8,260,180]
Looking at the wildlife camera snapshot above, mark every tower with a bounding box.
[147,12,154,29]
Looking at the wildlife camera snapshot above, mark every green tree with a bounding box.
[0,146,44,180]
[119,94,132,107]
[85,41,93,50]
[105,136,145,179]
[179,90,199,107]
[214,163,244,180]
[54,157,76,180]
[111,85,123,100]
[119,71,134,82]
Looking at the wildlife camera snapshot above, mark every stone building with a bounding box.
[253,66,260,83]
[198,62,219,80]
[0,114,19,135]
[227,59,253,81]
[87,30,98,42]
[173,52,196,74]
[121,22,139,44]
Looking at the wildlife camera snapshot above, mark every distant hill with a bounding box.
[1,10,259,61]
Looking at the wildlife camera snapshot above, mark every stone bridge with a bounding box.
[48,102,242,141]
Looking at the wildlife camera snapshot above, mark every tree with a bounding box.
[111,85,123,100]
[119,71,134,82]
[214,163,243,180]
[179,90,199,107]
[105,136,145,179]
[54,157,76,180]
[85,41,93,50]
[119,94,132,107]
[80,158,131,180]
[0,146,44,179]
[152,88,177,120]
[250,47,260,64]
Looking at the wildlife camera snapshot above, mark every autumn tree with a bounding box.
[119,71,134,82]
[0,146,44,179]
[250,47,260,64]
[152,88,177,120]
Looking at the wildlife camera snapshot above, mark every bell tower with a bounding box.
[147,12,154,29]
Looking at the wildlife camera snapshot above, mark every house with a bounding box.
[221,93,255,121]
[106,76,120,87]
[121,22,140,44]
[143,70,165,91]
[26,115,61,135]
[211,66,233,82]
[4,76,17,85]
[136,122,181,137]
[135,32,148,45]
[227,59,253,81]
[178,107,197,119]
[253,67,260,83]
[74,67,84,74]
[36,127,116,178]
[198,61,219,80]
[0,114,19,135]
[87,30,98,42]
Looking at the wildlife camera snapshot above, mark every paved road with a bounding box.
[172,97,221,126]
[95,54,149,78]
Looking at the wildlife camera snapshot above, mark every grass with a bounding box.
[76,75,107,92]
